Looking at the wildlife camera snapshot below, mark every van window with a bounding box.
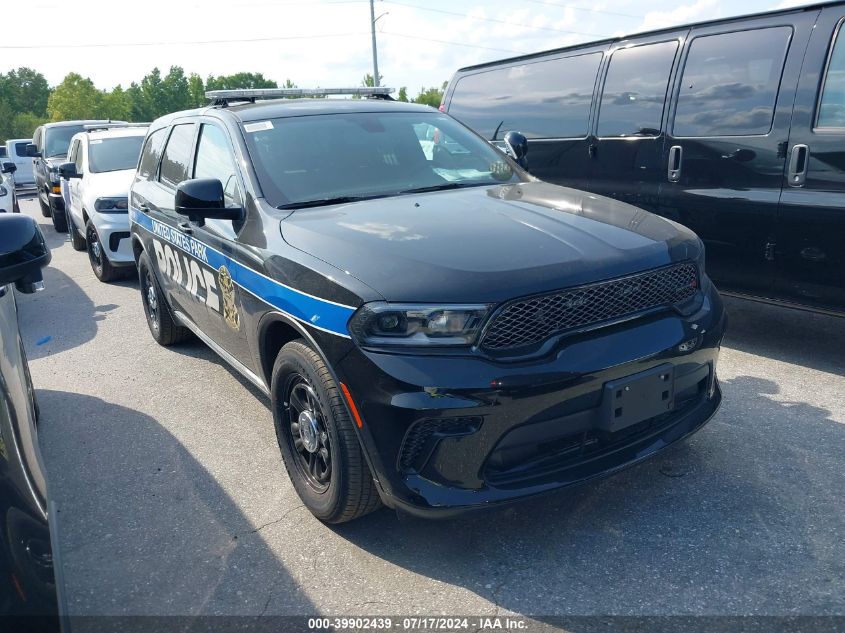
[14,142,28,157]
[159,124,196,188]
[817,22,845,128]
[598,41,678,137]
[449,52,602,140]
[674,27,792,137]
[138,128,167,181]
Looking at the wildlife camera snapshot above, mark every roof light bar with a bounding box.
[83,122,150,132]
[205,87,395,105]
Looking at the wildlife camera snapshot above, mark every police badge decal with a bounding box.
[218,265,240,331]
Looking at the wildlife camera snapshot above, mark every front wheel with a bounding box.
[50,204,67,232]
[137,250,191,346]
[13,195,20,213]
[39,192,51,217]
[68,213,86,251]
[86,221,119,281]
[272,340,381,523]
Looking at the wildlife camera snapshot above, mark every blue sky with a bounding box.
[2,0,811,93]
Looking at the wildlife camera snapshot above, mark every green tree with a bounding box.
[283,79,297,89]
[397,87,409,102]
[188,73,205,108]
[413,81,447,108]
[47,73,103,121]
[12,112,48,138]
[125,82,148,121]
[101,85,132,121]
[161,66,192,113]
[205,72,277,91]
[139,68,167,119]
[0,68,51,117]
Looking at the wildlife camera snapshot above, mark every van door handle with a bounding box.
[788,144,809,187]
[137,204,151,214]
[667,145,683,183]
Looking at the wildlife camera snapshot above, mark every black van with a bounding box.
[444,1,845,315]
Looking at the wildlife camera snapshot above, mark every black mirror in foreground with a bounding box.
[0,215,51,293]
[1,161,16,174]
[25,143,40,158]
[58,162,80,180]
[175,178,243,225]
[504,131,529,169]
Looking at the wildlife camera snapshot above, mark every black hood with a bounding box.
[280,182,703,303]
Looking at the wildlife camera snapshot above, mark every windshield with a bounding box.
[88,135,145,173]
[242,111,523,208]
[45,125,86,158]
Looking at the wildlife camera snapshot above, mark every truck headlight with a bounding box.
[94,197,129,212]
[348,302,492,347]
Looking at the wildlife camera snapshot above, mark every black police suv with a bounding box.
[128,89,726,522]
[0,214,63,630]
[27,120,122,233]
[444,1,845,315]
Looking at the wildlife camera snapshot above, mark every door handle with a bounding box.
[177,222,193,235]
[667,145,683,183]
[788,144,809,187]
[137,204,151,214]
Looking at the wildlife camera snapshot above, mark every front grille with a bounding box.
[480,263,699,352]
[399,416,482,472]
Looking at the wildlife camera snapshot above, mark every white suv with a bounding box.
[0,161,20,214]
[60,125,147,281]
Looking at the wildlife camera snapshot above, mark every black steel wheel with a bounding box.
[86,221,118,281]
[137,250,191,346]
[272,340,381,523]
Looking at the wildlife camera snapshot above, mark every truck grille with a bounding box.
[480,263,699,352]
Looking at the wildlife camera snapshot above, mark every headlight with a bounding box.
[48,169,60,184]
[348,302,492,347]
[0,185,7,197]
[94,197,129,212]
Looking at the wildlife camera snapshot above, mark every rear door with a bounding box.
[588,32,685,213]
[776,6,845,311]
[445,45,606,192]
[658,11,817,297]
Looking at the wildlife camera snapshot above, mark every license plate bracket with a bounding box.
[599,364,675,433]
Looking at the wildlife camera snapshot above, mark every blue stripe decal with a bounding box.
[130,208,355,337]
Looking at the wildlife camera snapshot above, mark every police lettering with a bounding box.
[152,239,220,312]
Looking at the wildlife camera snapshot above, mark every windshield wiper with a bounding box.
[397,182,483,195]
[276,195,384,210]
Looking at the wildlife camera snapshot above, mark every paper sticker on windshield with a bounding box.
[244,121,273,133]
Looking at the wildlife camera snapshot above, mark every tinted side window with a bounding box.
[138,128,167,180]
[674,27,792,137]
[193,125,242,206]
[817,21,845,128]
[14,143,28,157]
[159,124,196,188]
[449,52,602,139]
[597,41,678,137]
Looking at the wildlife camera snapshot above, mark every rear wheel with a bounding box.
[137,250,191,346]
[86,221,120,281]
[68,212,86,250]
[271,340,381,523]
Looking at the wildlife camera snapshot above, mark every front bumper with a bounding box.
[337,282,726,517]
[91,213,133,265]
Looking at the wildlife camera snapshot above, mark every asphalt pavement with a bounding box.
[14,197,845,619]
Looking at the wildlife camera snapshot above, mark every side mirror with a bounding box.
[25,143,41,158]
[1,161,16,174]
[175,179,242,225]
[0,215,51,294]
[58,162,80,180]
[504,131,529,169]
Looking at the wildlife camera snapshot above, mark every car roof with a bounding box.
[84,127,148,141]
[152,98,436,128]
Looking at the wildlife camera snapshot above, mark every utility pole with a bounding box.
[369,0,380,87]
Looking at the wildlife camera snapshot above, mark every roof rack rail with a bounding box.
[205,87,395,106]
[83,122,150,132]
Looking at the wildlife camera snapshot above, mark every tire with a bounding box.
[271,340,381,523]
[68,212,86,251]
[137,249,192,346]
[13,195,20,213]
[50,203,67,232]
[86,221,120,281]
[39,191,51,217]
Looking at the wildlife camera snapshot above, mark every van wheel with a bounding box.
[271,340,381,523]
[39,193,51,217]
[68,213,86,251]
[86,221,119,281]
[137,250,191,346]
[51,205,67,232]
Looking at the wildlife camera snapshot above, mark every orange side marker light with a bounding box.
[340,382,364,428]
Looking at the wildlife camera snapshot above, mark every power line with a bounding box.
[0,32,367,50]
[383,0,610,37]
[521,0,643,20]
[380,30,520,54]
